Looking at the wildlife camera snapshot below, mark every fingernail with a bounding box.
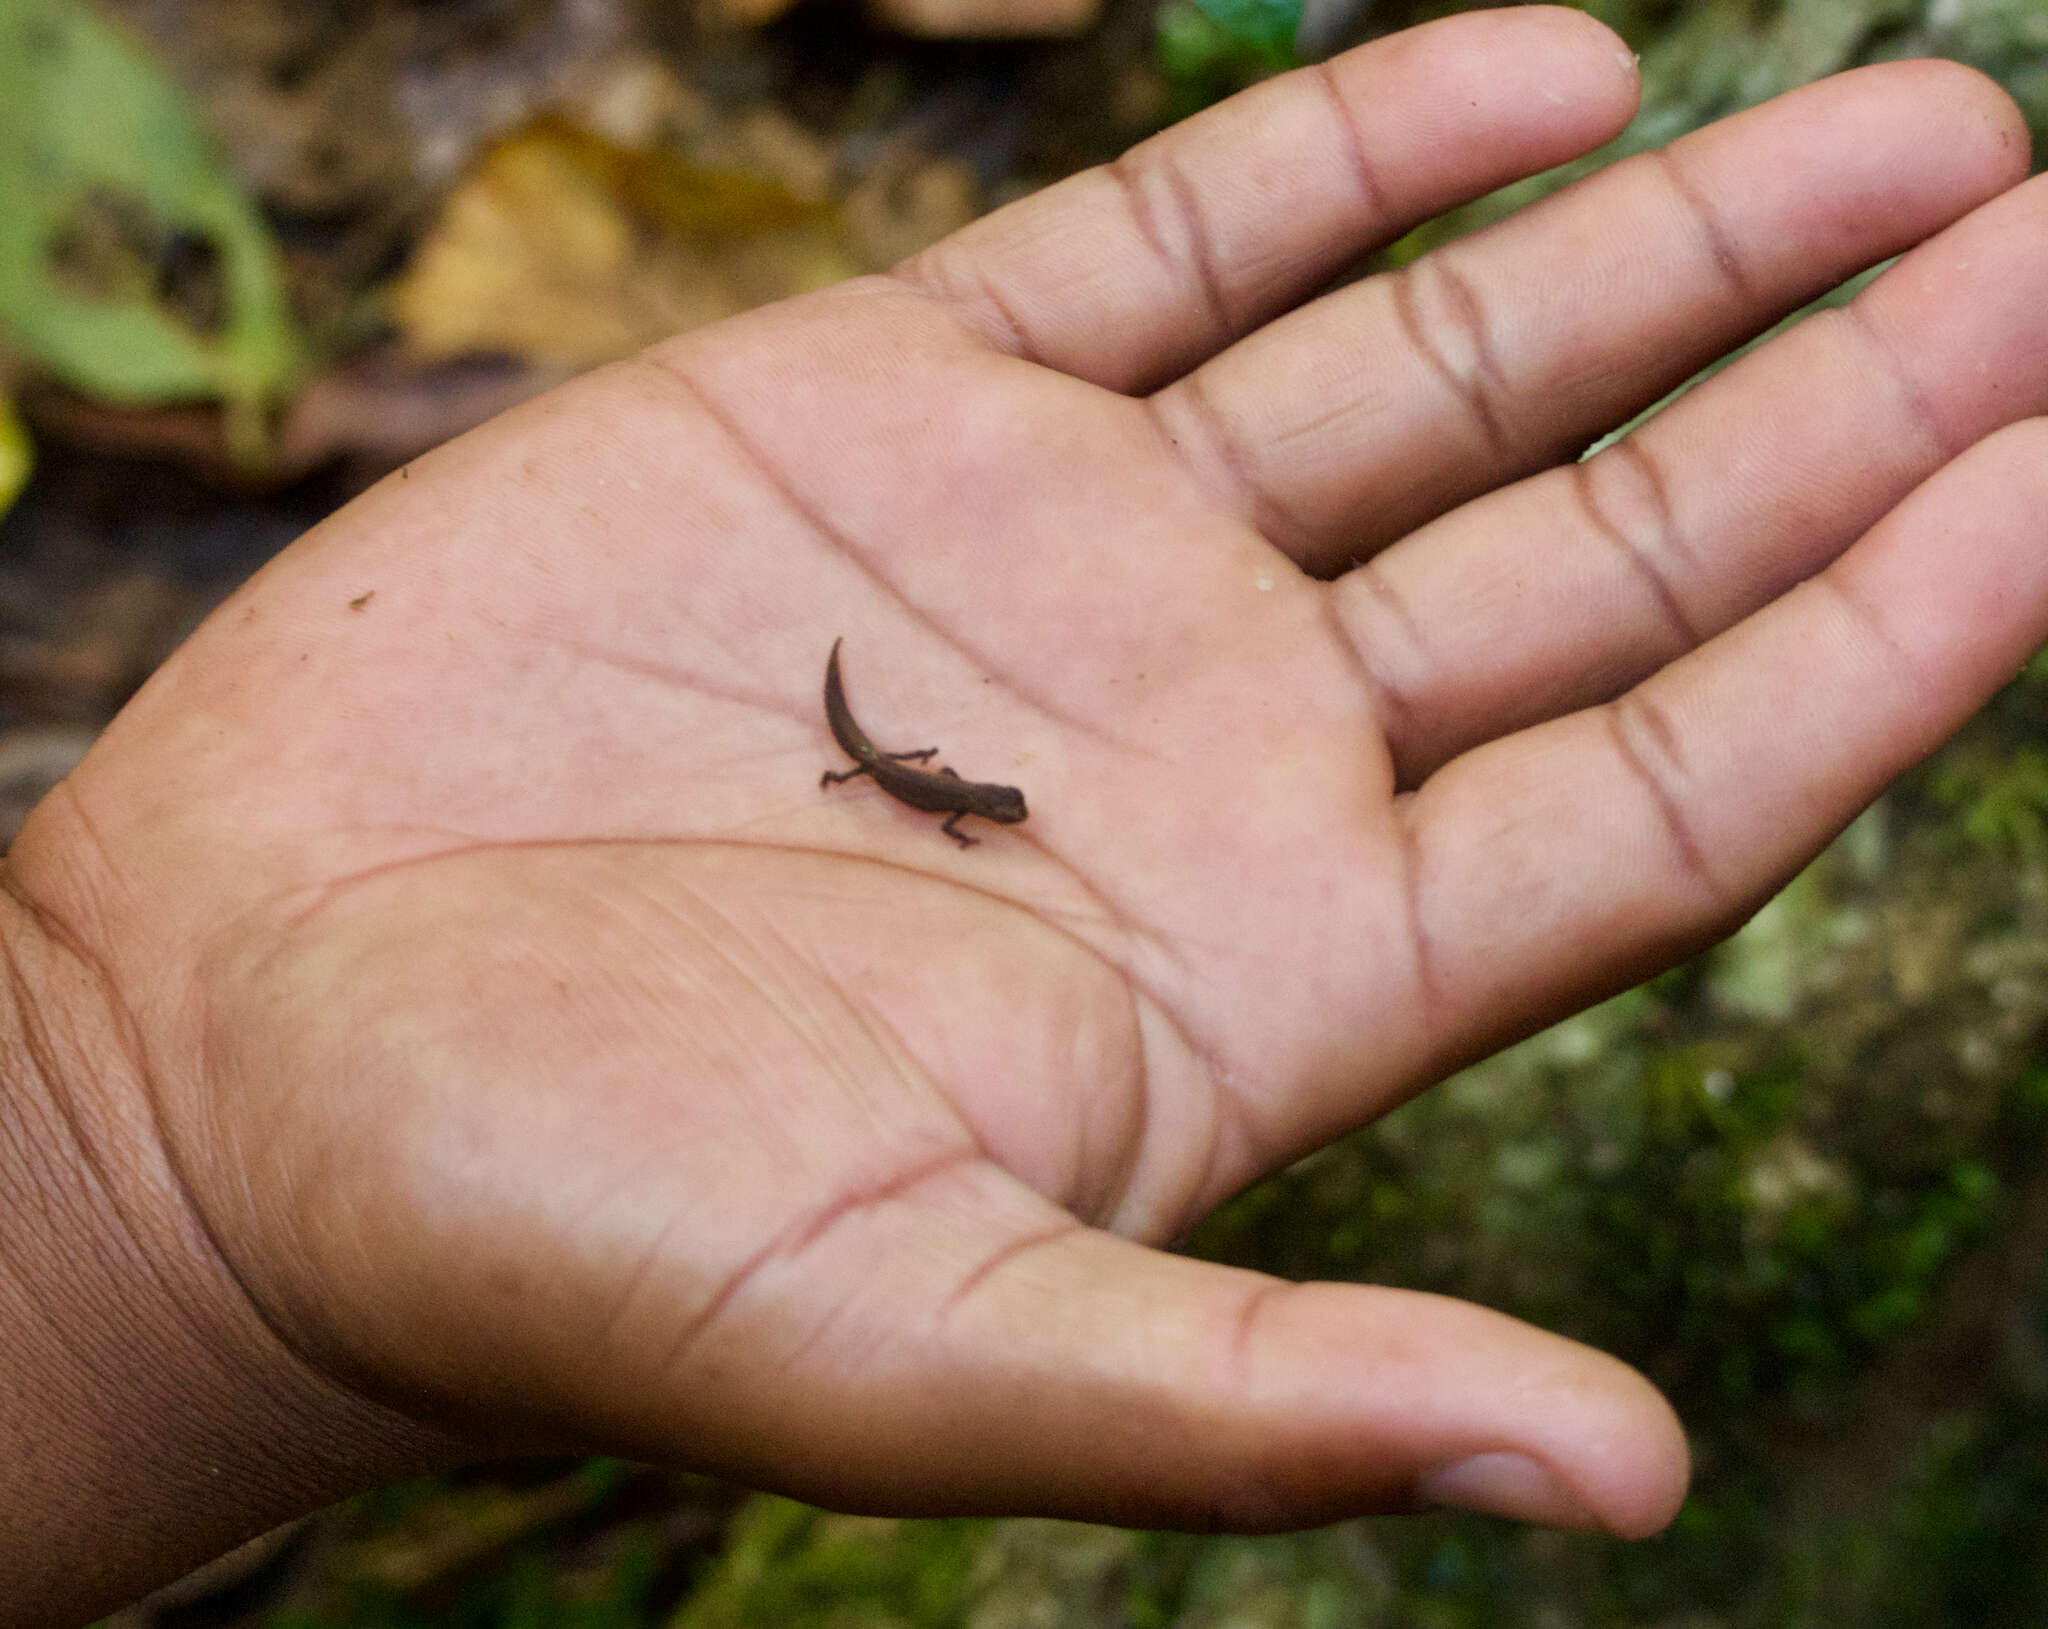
[1414,1452,1598,1529]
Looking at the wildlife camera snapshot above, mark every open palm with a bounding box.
[14,9,2048,1593]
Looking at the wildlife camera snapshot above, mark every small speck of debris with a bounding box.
[349,591,375,611]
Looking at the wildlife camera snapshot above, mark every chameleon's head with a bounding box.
[984,785,1028,824]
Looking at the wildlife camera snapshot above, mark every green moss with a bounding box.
[671,1499,992,1629]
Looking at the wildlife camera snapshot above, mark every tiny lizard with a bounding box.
[820,637,1028,847]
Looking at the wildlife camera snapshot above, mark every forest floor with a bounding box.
[2,1,2044,1624]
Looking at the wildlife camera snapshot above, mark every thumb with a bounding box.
[653,1164,1689,1538]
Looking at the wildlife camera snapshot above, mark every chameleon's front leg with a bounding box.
[940,811,980,848]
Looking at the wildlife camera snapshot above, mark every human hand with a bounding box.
[9,7,2048,1614]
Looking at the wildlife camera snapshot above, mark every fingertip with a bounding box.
[1515,3,1641,89]
[1307,4,1646,189]
[1366,1290,1692,1538]
[1417,1410,1688,1539]
[1184,1280,1691,1537]
[1527,3,1644,129]
[1550,1350,1691,1538]
[1383,5,1642,137]
[1784,57,2032,214]
[1872,56,2033,181]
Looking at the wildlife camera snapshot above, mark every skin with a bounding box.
[821,636,1030,847]
[5,9,2048,1621]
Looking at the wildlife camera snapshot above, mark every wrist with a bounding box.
[0,870,454,1626]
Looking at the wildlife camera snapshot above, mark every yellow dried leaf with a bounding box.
[391,117,856,371]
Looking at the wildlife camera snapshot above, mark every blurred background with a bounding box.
[3,0,2045,1622]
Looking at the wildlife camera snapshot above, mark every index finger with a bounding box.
[893,8,1640,394]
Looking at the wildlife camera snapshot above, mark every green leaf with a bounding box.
[0,390,28,519]
[0,0,302,459]
[1182,0,1301,60]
